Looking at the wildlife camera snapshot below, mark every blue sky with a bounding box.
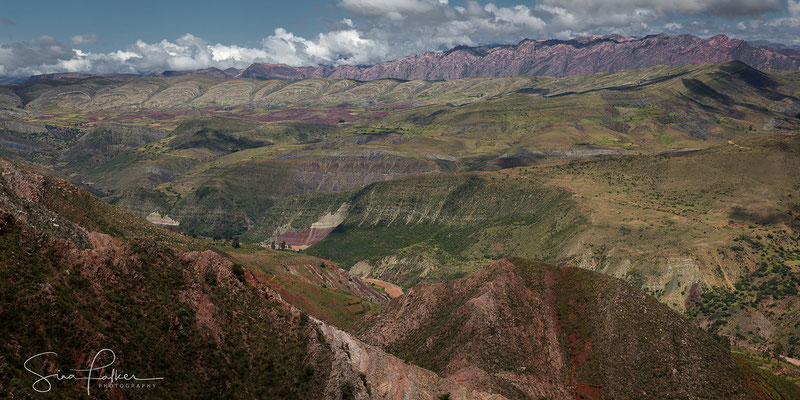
[2,0,800,77]
[1,1,347,52]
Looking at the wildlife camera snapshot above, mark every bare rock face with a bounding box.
[270,202,350,250]
[317,318,506,400]
[145,211,180,226]
[241,34,800,81]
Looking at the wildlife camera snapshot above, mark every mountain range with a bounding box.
[23,33,800,84]
[239,33,800,81]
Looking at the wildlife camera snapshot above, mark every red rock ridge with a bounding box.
[241,34,800,81]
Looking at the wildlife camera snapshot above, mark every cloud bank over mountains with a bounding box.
[1,0,798,78]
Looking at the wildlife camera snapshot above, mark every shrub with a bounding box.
[340,382,355,400]
[232,263,245,283]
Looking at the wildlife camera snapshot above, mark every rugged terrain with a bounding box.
[301,134,800,357]
[356,258,800,399]
[0,158,501,399]
[1,157,797,398]
[1,56,799,382]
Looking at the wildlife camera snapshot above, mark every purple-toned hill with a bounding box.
[241,33,800,81]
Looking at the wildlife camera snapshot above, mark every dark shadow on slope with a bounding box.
[681,79,732,102]
[545,71,691,98]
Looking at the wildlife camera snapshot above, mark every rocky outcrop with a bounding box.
[270,202,349,249]
[22,34,800,88]
[146,211,180,226]
[317,318,505,400]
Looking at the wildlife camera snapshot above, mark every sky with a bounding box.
[2,0,800,78]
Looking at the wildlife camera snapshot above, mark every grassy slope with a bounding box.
[305,172,585,287]
[526,135,800,355]
[224,244,384,330]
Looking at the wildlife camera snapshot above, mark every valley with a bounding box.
[0,160,796,398]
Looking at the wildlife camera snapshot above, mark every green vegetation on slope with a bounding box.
[306,173,585,287]
[687,232,800,356]
[225,244,384,330]
[297,135,800,359]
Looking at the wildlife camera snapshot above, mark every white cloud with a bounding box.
[335,1,550,55]
[484,4,546,31]
[664,22,683,31]
[537,0,782,18]
[71,34,99,45]
[261,28,388,66]
[533,0,784,34]
[109,50,140,63]
[0,28,391,77]
[0,36,72,74]
[790,0,800,17]
[340,0,446,21]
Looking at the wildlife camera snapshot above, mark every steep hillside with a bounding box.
[532,135,800,355]
[2,156,793,398]
[0,62,798,352]
[0,158,499,399]
[0,158,329,398]
[356,258,800,399]
[226,245,388,330]
[304,173,584,288]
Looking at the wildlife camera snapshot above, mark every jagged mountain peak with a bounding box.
[238,33,800,81]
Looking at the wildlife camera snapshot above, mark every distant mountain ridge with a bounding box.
[240,33,800,80]
[24,33,800,83]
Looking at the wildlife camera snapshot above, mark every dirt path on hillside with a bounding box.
[363,278,404,298]
[783,356,800,367]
